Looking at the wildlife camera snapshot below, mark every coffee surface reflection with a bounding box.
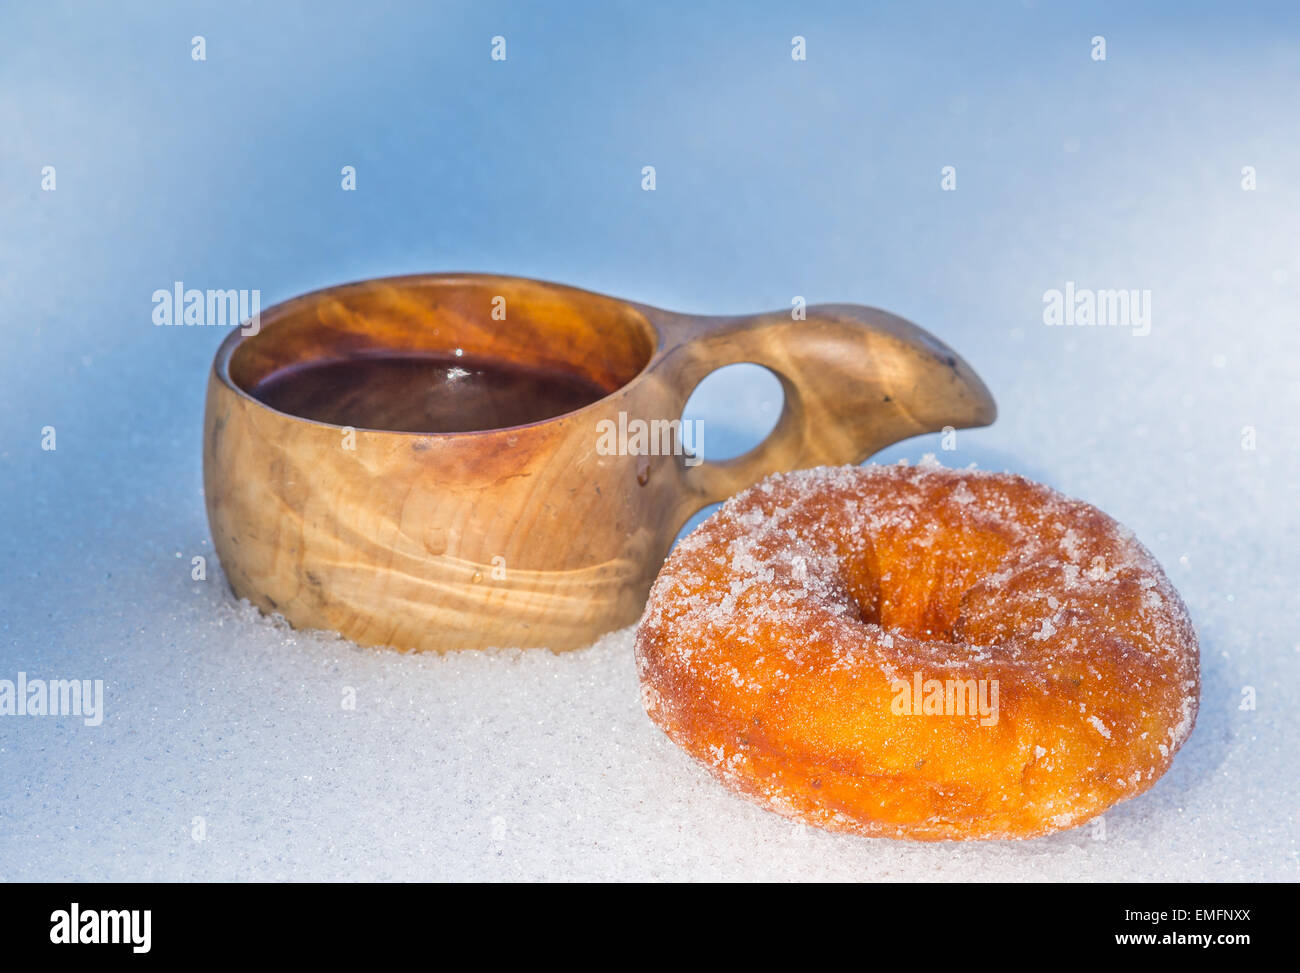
[248,354,610,432]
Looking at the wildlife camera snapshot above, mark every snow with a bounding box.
[1,1,1297,879]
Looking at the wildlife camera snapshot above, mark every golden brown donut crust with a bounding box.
[635,462,1200,840]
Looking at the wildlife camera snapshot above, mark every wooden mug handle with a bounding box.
[648,303,997,508]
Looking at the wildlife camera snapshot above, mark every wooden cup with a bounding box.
[203,273,996,651]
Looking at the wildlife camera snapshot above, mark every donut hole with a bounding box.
[839,527,1014,643]
[842,565,965,642]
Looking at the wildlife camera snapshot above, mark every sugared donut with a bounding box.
[635,461,1199,840]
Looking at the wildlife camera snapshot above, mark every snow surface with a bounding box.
[2,1,1297,879]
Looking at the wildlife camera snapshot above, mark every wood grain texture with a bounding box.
[203,273,996,651]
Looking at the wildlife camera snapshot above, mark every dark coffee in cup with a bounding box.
[248,353,610,433]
